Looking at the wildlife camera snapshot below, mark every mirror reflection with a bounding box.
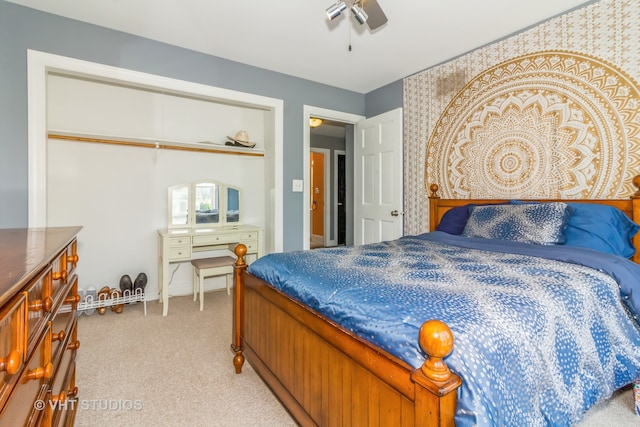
[170,184,189,226]
[168,181,242,228]
[227,187,240,223]
[195,182,220,224]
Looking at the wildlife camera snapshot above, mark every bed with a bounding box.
[231,180,640,426]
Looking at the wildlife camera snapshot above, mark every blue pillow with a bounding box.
[436,205,473,235]
[563,203,639,258]
[462,202,572,245]
[436,203,506,235]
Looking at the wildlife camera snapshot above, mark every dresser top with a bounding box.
[0,226,82,306]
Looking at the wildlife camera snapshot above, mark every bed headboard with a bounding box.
[427,176,640,264]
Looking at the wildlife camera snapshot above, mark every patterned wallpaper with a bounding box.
[403,0,640,235]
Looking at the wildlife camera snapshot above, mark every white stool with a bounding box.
[191,256,235,311]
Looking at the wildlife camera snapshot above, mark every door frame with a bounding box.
[303,105,364,250]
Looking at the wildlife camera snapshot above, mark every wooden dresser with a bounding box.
[0,227,81,426]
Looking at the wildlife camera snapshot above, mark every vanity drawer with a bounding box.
[169,236,191,247]
[0,294,27,407]
[169,246,192,260]
[193,233,240,246]
[0,323,52,426]
[26,267,52,352]
[241,231,258,241]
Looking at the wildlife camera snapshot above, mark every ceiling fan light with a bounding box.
[351,4,368,25]
[326,2,347,20]
[309,118,324,128]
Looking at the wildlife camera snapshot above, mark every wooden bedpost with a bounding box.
[429,183,441,232]
[411,319,462,427]
[631,175,640,264]
[231,243,248,374]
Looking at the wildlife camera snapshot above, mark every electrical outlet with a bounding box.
[292,179,304,192]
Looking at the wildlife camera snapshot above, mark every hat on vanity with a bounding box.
[226,130,256,148]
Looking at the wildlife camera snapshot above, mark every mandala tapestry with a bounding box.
[427,51,640,199]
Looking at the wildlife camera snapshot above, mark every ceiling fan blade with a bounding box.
[362,0,388,30]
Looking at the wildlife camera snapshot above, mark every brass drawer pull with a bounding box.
[29,296,53,313]
[23,362,53,382]
[67,340,80,351]
[0,350,22,375]
[52,270,68,282]
[64,294,81,305]
[66,386,79,398]
[52,329,66,342]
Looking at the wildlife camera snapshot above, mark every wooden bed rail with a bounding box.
[231,243,463,426]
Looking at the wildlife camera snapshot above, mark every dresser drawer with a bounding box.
[0,323,52,426]
[26,267,53,353]
[50,362,77,427]
[169,236,191,247]
[64,239,79,280]
[50,251,69,306]
[193,233,240,246]
[0,294,27,407]
[50,279,77,365]
[48,321,78,427]
[169,246,192,260]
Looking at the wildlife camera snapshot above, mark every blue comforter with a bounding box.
[247,232,640,426]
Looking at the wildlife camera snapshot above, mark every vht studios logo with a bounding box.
[34,399,143,411]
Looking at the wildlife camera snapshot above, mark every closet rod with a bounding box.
[48,133,265,157]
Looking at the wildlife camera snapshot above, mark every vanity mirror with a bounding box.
[168,181,241,228]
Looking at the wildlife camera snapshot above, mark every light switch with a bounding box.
[292,179,304,192]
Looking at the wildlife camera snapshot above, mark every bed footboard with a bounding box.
[232,244,462,426]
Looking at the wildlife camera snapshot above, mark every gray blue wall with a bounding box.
[0,1,402,250]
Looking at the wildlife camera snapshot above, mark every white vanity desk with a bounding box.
[157,225,262,316]
[159,179,261,316]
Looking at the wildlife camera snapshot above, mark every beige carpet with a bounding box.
[74,292,296,427]
[74,291,638,426]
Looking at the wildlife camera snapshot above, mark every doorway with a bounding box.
[303,105,364,250]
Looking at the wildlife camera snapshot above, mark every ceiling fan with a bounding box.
[325,0,388,31]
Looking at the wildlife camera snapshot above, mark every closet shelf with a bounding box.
[48,130,266,157]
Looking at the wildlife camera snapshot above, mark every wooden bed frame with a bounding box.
[231,177,640,426]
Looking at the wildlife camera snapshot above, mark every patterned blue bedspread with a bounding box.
[247,232,640,426]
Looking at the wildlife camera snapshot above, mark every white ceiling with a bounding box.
[8,0,593,94]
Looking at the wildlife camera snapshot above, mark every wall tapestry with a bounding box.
[428,50,640,199]
[404,0,640,235]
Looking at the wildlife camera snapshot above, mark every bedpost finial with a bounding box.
[633,175,640,198]
[234,243,247,267]
[429,184,440,199]
[419,319,454,381]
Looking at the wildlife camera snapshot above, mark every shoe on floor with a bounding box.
[134,272,147,293]
[119,274,133,294]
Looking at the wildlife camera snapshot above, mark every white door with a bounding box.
[354,107,403,245]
